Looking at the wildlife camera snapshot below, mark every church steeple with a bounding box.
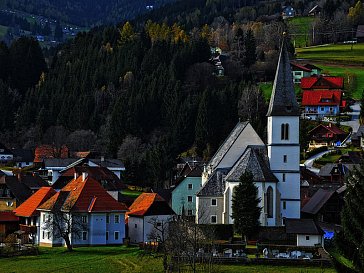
[267,35,299,117]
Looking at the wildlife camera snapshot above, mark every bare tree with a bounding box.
[66,129,97,151]
[42,203,87,252]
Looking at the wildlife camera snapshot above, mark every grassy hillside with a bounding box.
[287,16,314,48]
[0,246,337,273]
[296,43,364,64]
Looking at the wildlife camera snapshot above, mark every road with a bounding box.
[303,150,332,174]
[341,101,360,133]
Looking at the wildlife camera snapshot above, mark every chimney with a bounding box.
[328,123,332,127]
[82,172,88,182]
[74,172,78,180]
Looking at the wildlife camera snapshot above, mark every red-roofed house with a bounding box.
[37,174,128,247]
[308,123,348,149]
[301,75,344,91]
[33,145,69,165]
[126,193,175,244]
[13,187,56,244]
[0,211,19,241]
[301,90,346,120]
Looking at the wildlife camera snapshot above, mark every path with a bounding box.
[303,150,332,174]
[341,101,360,133]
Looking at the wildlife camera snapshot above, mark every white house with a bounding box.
[0,143,13,164]
[196,38,301,226]
[127,193,175,244]
[285,219,324,247]
[36,174,128,247]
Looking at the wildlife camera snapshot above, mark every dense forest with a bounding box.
[1,0,177,26]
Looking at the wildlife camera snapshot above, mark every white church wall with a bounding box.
[267,116,299,145]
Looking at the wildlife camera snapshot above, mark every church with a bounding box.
[196,39,301,226]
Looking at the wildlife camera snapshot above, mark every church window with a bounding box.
[210,215,217,224]
[267,187,274,218]
[282,173,286,182]
[283,155,287,163]
[211,199,217,206]
[281,124,289,140]
[283,201,287,210]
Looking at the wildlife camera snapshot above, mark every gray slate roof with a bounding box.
[90,158,125,169]
[208,122,249,169]
[301,189,335,215]
[318,163,359,177]
[197,168,230,197]
[267,39,300,116]
[225,146,278,183]
[285,219,324,235]
[44,158,79,168]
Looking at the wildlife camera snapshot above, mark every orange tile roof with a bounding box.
[38,176,128,213]
[34,145,69,163]
[127,193,170,217]
[14,187,56,217]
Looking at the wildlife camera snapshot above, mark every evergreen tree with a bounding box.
[232,171,261,241]
[243,29,256,67]
[341,164,364,270]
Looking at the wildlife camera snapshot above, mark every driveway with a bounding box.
[341,101,360,133]
[303,150,332,174]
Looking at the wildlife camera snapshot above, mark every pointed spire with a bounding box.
[267,33,300,116]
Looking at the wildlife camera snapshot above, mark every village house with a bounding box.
[308,123,347,149]
[0,175,33,211]
[13,187,56,244]
[36,173,128,247]
[301,90,346,120]
[0,143,13,164]
[291,63,312,84]
[300,75,344,91]
[126,193,175,244]
[351,125,364,149]
[301,188,344,225]
[285,219,324,247]
[196,39,301,226]
[171,165,202,217]
[12,149,34,168]
[0,211,19,242]
[282,5,296,19]
[318,162,358,185]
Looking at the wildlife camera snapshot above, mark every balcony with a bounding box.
[19,224,37,234]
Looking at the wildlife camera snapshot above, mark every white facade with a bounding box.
[128,215,173,244]
[267,116,301,221]
[39,211,125,247]
[297,234,323,247]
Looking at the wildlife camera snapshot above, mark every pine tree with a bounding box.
[341,164,364,270]
[243,29,256,67]
[232,171,261,241]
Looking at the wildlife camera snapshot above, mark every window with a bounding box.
[266,187,274,218]
[134,224,137,228]
[47,232,51,239]
[282,218,286,225]
[114,215,120,224]
[82,216,87,223]
[283,201,287,210]
[106,215,110,224]
[82,231,87,241]
[187,209,193,216]
[210,215,217,224]
[281,123,289,140]
[187,196,193,203]
[114,231,119,240]
[282,173,286,182]
[320,107,324,111]
[156,222,162,227]
[283,155,287,163]
[106,231,109,240]
[42,231,45,239]
[211,199,217,206]
[188,184,193,190]
[306,236,310,241]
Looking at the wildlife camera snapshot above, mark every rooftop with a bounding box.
[127,193,175,217]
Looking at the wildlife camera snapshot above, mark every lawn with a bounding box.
[121,188,143,198]
[0,246,338,273]
[287,16,315,48]
[295,43,364,64]
[0,25,8,38]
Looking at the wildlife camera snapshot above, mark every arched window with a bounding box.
[267,186,274,218]
[281,123,289,140]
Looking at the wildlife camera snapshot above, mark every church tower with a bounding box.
[267,36,301,223]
